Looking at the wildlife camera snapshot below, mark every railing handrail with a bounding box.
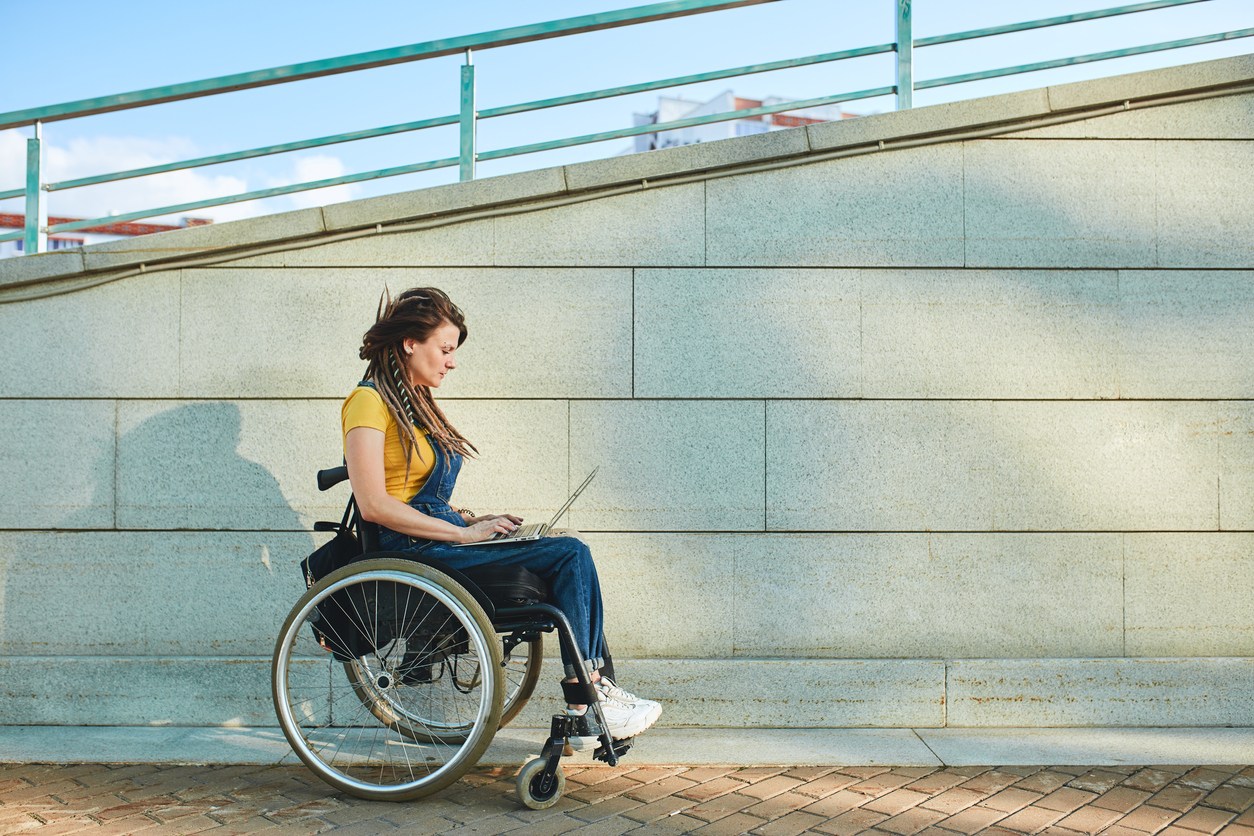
[4,0,1250,251]
[0,0,775,132]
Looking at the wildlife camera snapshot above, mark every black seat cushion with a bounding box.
[461,564,548,608]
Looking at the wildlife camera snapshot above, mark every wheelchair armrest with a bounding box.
[318,466,349,491]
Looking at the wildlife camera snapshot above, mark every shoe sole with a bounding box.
[568,704,663,750]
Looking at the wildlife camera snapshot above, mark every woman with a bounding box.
[342,287,661,747]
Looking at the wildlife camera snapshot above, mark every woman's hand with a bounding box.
[460,515,523,544]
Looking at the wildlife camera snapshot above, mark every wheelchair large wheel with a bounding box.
[273,558,503,801]
[345,628,541,742]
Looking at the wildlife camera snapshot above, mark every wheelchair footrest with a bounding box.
[594,738,631,764]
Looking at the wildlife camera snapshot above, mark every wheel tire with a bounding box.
[516,757,565,810]
[272,558,503,801]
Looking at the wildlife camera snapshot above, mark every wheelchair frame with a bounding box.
[271,465,630,808]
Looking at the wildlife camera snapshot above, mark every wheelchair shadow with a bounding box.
[33,402,315,725]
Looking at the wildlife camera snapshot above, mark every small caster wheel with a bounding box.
[517,756,565,810]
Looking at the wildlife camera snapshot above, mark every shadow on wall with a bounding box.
[0,402,313,725]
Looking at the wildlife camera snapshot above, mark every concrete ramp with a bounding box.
[1,54,1252,729]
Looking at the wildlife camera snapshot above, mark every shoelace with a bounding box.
[598,678,642,704]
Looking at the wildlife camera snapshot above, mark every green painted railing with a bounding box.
[2,0,1250,252]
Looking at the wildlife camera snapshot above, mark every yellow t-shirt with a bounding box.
[341,385,436,502]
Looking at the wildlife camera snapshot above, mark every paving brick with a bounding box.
[742,791,817,820]
[691,811,769,834]
[813,807,890,835]
[752,809,828,836]
[919,787,987,815]
[1126,769,1186,793]
[567,776,648,803]
[504,815,586,836]
[1115,803,1182,832]
[1068,770,1129,794]
[1093,786,1155,814]
[838,767,892,780]
[848,773,917,799]
[730,767,787,784]
[1170,805,1236,834]
[1149,785,1207,812]
[1054,802,1123,834]
[991,804,1067,833]
[981,788,1045,814]
[1178,769,1233,792]
[1203,785,1254,813]
[1011,771,1075,795]
[781,767,836,782]
[794,772,860,799]
[686,792,759,823]
[1037,787,1100,814]
[679,768,736,783]
[876,806,948,835]
[620,795,698,824]
[624,776,700,803]
[676,777,746,803]
[904,771,969,795]
[961,770,1024,794]
[864,789,932,816]
[566,794,646,823]
[738,776,803,800]
[934,804,1008,834]
[800,789,870,818]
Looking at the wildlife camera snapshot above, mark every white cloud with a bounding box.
[266,154,359,210]
[0,131,358,225]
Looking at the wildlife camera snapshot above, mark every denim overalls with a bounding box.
[370,387,607,678]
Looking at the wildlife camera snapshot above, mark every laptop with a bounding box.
[451,467,598,547]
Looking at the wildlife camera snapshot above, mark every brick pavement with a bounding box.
[0,762,1251,834]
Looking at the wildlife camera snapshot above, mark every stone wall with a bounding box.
[1,56,1251,727]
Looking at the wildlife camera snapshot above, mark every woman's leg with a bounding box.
[417,533,606,679]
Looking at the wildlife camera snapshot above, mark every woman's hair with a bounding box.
[359,287,477,469]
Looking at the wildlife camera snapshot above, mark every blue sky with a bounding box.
[3,0,1251,225]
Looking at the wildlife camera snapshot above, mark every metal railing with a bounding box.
[2,0,1250,254]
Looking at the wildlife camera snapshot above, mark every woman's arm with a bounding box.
[345,427,516,543]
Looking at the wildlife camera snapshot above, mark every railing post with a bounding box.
[25,121,47,254]
[459,49,477,181]
[895,0,913,110]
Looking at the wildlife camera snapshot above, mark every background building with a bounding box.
[0,214,212,258]
[632,90,860,152]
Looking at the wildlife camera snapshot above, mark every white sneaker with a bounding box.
[567,693,659,750]
[597,678,662,718]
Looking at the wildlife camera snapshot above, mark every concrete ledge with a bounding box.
[1046,53,1254,112]
[79,207,327,274]
[807,89,1049,151]
[0,250,85,286]
[564,126,810,191]
[1,726,1251,767]
[322,165,568,231]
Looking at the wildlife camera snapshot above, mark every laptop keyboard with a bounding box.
[491,522,544,541]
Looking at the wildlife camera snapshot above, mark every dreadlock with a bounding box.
[359,287,477,480]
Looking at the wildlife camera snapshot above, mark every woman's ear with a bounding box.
[402,337,418,357]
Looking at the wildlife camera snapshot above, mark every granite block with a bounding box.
[964,139,1157,268]
[707,143,964,267]
[634,267,860,398]
[569,400,765,531]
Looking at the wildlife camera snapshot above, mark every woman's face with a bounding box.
[403,320,461,388]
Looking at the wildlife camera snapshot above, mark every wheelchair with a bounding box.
[271,465,630,808]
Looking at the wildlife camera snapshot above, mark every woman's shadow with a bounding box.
[43,402,315,724]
